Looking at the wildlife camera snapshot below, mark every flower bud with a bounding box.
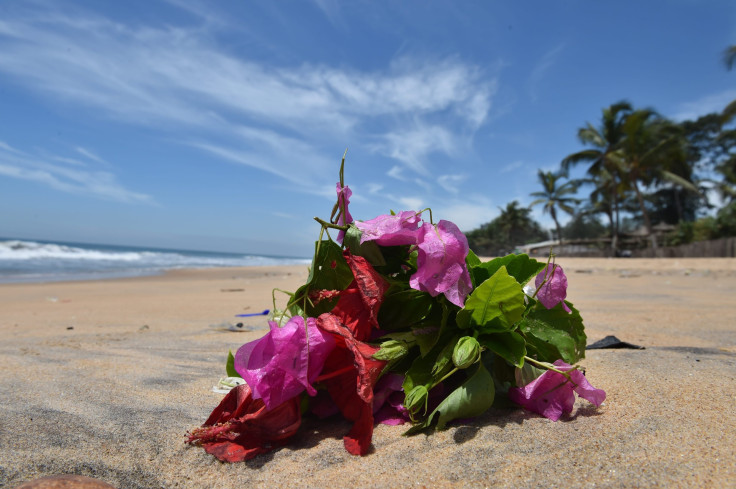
[404,385,429,414]
[372,340,409,361]
[452,336,481,369]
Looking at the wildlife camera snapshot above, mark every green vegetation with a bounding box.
[466,48,736,256]
[529,170,579,241]
[465,201,547,256]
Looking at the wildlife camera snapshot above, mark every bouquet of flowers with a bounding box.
[187,157,605,462]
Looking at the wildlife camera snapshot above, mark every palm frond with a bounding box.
[578,123,606,148]
[561,149,601,171]
[722,99,736,125]
[723,45,736,70]
[658,170,700,194]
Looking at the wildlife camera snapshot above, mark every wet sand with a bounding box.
[1,258,735,488]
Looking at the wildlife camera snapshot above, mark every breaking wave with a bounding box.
[0,239,310,283]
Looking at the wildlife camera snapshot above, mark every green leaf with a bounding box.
[456,267,525,333]
[292,239,354,316]
[402,334,457,393]
[519,301,587,364]
[471,253,544,286]
[486,351,516,406]
[514,362,545,387]
[431,335,460,377]
[287,302,304,318]
[505,255,545,284]
[381,331,418,343]
[309,239,354,291]
[406,363,495,434]
[402,350,436,394]
[225,350,241,378]
[409,297,453,357]
[412,325,442,357]
[374,245,413,277]
[378,288,435,330]
[343,225,386,266]
[479,331,527,368]
[466,249,482,268]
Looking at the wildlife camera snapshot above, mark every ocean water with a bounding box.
[0,238,311,283]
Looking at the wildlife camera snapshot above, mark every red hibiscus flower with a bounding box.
[309,251,390,455]
[186,383,301,462]
[327,250,389,342]
[317,312,387,456]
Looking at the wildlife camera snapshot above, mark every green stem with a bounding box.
[339,148,347,187]
[531,252,558,300]
[272,288,294,325]
[314,216,348,231]
[415,207,434,224]
[433,367,459,388]
[523,356,568,376]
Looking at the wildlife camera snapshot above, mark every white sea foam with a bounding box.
[0,239,310,283]
[0,240,149,261]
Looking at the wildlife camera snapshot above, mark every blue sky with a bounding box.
[1,0,735,257]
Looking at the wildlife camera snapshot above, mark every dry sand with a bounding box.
[1,258,735,488]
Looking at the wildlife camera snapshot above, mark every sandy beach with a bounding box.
[2,258,736,488]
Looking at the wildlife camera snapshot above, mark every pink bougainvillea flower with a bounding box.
[335,183,353,243]
[234,316,335,410]
[534,263,571,312]
[355,210,422,246]
[508,360,606,421]
[409,220,472,308]
[372,373,409,426]
[186,383,301,462]
[317,312,388,456]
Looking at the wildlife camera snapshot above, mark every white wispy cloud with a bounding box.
[671,88,736,121]
[75,147,109,166]
[193,125,332,186]
[376,124,457,174]
[398,196,425,210]
[0,143,152,204]
[500,160,524,173]
[311,0,345,29]
[528,44,565,102]
[437,174,466,194]
[161,0,228,27]
[271,211,297,220]
[0,4,497,193]
[387,165,406,181]
[366,182,384,194]
[0,141,22,154]
[50,156,87,167]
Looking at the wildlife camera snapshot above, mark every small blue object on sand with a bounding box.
[235,309,269,317]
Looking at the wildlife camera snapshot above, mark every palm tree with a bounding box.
[723,45,736,70]
[465,201,546,255]
[496,201,545,249]
[529,170,579,241]
[722,45,736,124]
[618,110,696,250]
[585,168,622,239]
[715,160,736,204]
[562,101,632,255]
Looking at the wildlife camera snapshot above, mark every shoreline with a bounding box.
[1,255,734,287]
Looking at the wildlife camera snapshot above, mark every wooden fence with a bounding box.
[631,237,736,258]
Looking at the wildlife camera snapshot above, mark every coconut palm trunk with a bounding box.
[632,178,657,251]
[551,208,562,242]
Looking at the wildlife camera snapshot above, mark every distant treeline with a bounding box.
[467,99,736,257]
